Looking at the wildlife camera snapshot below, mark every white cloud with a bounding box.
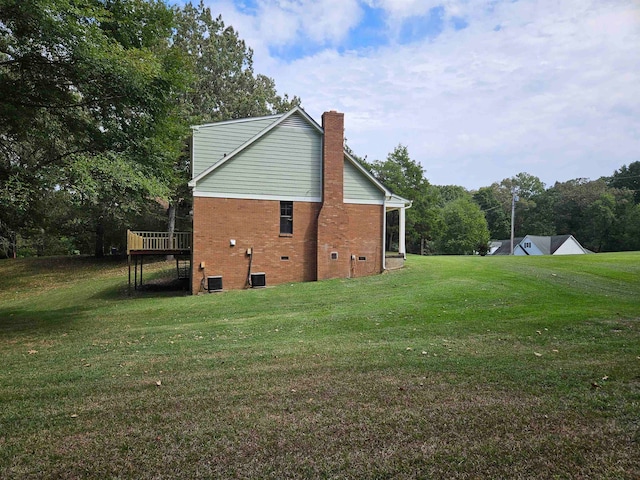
[227,0,363,46]
[366,0,467,19]
[203,0,640,189]
[366,0,436,18]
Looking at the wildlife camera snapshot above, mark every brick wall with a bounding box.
[317,110,350,280]
[191,198,383,292]
[344,203,384,277]
[192,196,321,292]
[191,109,384,292]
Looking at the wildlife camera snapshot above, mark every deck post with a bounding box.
[128,255,131,295]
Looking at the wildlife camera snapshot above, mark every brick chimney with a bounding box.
[317,110,350,280]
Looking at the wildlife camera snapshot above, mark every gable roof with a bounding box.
[523,235,588,255]
[491,238,523,255]
[188,107,412,209]
[523,235,553,255]
[550,234,574,254]
[189,106,322,188]
[491,235,589,255]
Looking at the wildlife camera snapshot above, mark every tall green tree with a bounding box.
[435,185,470,205]
[519,188,556,237]
[473,186,510,239]
[481,173,547,239]
[616,203,640,251]
[173,1,299,123]
[608,161,640,204]
[370,145,441,253]
[0,0,189,256]
[164,1,301,242]
[433,197,490,255]
[547,178,632,252]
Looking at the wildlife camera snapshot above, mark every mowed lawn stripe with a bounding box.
[1,253,638,479]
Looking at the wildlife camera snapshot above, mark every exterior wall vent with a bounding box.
[251,272,266,288]
[207,275,223,292]
[280,113,312,130]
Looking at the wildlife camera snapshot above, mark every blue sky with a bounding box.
[186,0,640,189]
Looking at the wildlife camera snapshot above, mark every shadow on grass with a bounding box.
[0,304,91,335]
[91,276,191,301]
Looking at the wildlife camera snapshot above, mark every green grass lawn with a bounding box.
[1,253,639,479]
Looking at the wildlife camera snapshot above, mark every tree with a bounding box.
[164,1,301,249]
[1,0,299,257]
[617,203,640,251]
[547,178,633,252]
[434,185,471,205]
[433,197,490,255]
[173,1,300,124]
[519,188,556,237]
[585,192,617,252]
[609,161,640,204]
[473,186,510,239]
[483,173,547,238]
[370,145,441,253]
[0,0,189,255]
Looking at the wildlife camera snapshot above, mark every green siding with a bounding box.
[196,120,322,200]
[344,160,384,203]
[192,117,280,178]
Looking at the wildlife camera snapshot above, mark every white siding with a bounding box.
[344,160,384,204]
[195,120,322,200]
[554,238,586,255]
[192,117,280,178]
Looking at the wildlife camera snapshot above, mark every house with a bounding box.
[490,235,589,256]
[490,238,523,255]
[515,235,589,255]
[188,107,411,292]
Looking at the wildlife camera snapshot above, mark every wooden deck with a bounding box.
[127,230,192,293]
[127,230,191,256]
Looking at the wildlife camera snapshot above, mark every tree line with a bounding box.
[0,0,298,258]
[2,1,638,258]
[361,146,640,255]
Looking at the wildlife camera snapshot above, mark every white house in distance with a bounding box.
[490,235,590,255]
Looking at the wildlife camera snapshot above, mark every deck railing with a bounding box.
[127,230,191,254]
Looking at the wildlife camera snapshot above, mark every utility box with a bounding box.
[250,273,266,288]
[207,276,223,292]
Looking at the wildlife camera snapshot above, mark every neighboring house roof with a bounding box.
[521,234,589,255]
[491,235,589,255]
[490,238,523,255]
[188,106,411,209]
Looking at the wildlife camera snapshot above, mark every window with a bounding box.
[524,242,531,248]
[280,201,293,235]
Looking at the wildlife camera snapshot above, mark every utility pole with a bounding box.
[510,189,519,255]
